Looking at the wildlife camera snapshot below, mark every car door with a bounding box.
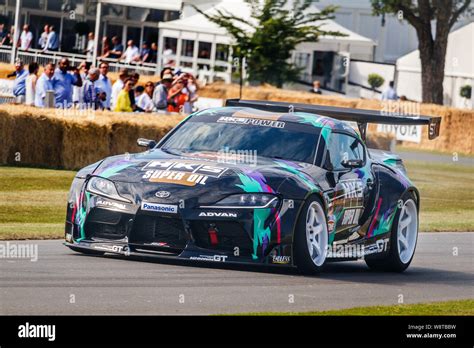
[323,131,376,242]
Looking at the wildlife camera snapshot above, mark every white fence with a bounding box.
[0,46,232,83]
[0,47,87,67]
[100,57,159,75]
[349,60,396,91]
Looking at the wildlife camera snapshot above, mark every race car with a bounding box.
[64,99,441,273]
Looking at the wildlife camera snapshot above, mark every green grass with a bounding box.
[0,159,472,239]
[404,161,474,232]
[0,166,76,239]
[234,299,474,316]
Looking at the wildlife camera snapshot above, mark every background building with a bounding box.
[0,0,471,108]
[396,23,474,109]
[0,0,180,54]
[161,0,375,93]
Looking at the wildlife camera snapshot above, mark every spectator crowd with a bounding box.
[1,21,199,113]
[0,23,58,51]
[10,58,199,113]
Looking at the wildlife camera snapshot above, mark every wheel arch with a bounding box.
[290,191,327,261]
[405,186,420,211]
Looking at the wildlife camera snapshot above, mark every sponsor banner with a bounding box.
[93,244,125,253]
[141,202,178,214]
[271,255,291,264]
[217,116,285,128]
[341,208,363,226]
[363,238,389,256]
[377,124,422,143]
[198,211,238,218]
[143,170,209,186]
[96,199,127,210]
[142,161,228,186]
[189,254,228,262]
[339,180,364,199]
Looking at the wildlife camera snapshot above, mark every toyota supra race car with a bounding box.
[64,99,441,274]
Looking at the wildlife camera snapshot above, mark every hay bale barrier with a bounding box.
[0,105,184,170]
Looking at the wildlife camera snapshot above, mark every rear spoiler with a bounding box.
[225,99,441,141]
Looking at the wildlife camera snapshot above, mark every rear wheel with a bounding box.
[294,197,329,274]
[365,192,418,272]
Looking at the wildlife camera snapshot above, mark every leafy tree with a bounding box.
[195,0,343,87]
[371,0,472,105]
[368,73,385,90]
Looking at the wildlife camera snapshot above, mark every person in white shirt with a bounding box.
[121,40,140,64]
[38,25,49,49]
[19,25,33,51]
[135,84,154,112]
[381,81,399,101]
[162,45,175,67]
[72,61,90,105]
[94,62,113,110]
[34,63,56,108]
[25,62,39,106]
[110,68,129,109]
[44,25,59,51]
[85,32,95,62]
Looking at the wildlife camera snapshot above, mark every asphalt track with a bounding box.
[1,232,473,315]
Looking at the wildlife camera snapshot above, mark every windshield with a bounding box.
[161,117,321,164]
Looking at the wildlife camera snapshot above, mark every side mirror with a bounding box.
[137,138,157,150]
[341,158,364,169]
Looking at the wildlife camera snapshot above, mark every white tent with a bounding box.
[396,22,474,109]
[158,0,375,83]
[160,0,374,44]
[100,0,182,11]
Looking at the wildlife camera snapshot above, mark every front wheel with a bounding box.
[294,197,329,274]
[365,193,418,272]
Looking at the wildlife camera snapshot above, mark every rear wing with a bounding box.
[225,99,441,141]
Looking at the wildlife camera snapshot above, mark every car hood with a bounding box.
[89,149,323,204]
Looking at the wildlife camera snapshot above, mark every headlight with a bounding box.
[86,177,130,203]
[203,194,279,209]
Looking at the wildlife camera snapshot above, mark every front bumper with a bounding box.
[65,194,298,267]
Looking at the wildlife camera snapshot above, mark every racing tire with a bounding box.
[68,246,105,256]
[365,192,418,272]
[294,196,329,275]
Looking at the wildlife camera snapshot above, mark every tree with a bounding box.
[195,0,343,88]
[371,0,472,105]
[368,73,385,90]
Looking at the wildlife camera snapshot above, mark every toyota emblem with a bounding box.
[155,191,171,198]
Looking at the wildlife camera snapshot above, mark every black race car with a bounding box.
[64,99,441,273]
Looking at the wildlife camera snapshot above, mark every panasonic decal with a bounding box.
[141,202,178,214]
